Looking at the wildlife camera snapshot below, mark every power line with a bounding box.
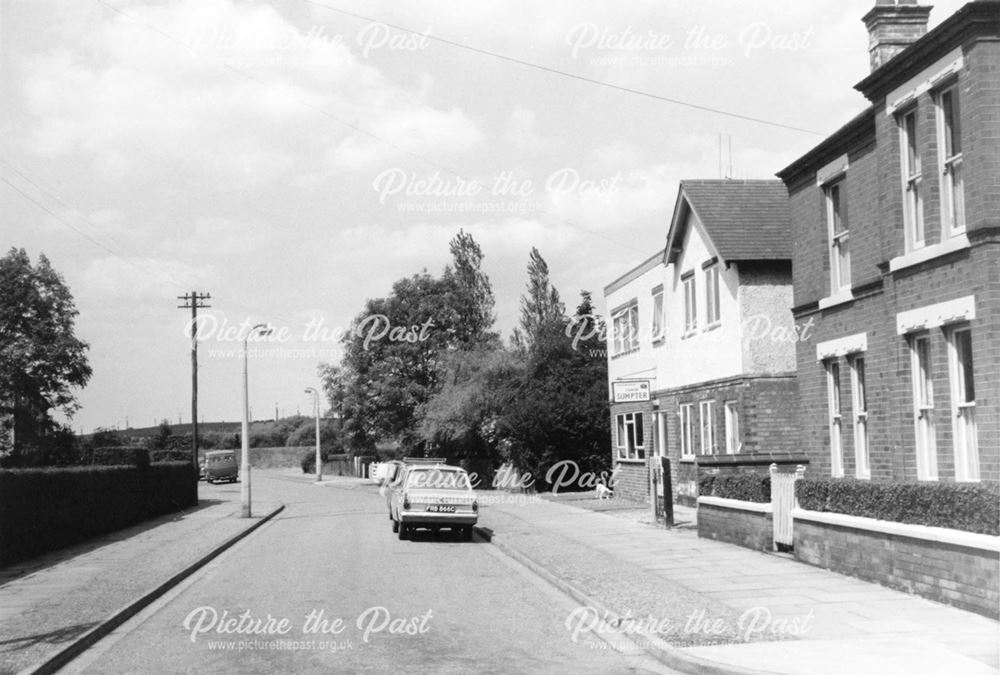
[91,0,465,180]
[299,0,823,136]
[87,0,645,255]
[0,162,191,288]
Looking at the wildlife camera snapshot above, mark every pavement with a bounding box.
[475,490,1000,675]
[0,484,283,675]
[0,471,996,675]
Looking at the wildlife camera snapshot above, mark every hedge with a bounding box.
[88,446,149,467]
[0,461,197,565]
[698,473,770,503]
[795,478,1000,536]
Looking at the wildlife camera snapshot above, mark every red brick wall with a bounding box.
[787,35,1000,484]
[654,375,798,505]
[794,517,1000,619]
[698,501,774,552]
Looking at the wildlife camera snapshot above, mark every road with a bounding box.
[64,471,675,674]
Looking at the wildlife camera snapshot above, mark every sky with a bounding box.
[1,0,967,433]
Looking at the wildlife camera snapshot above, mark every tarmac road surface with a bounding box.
[62,472,678,674]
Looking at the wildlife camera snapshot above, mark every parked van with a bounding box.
[205,450,238,484]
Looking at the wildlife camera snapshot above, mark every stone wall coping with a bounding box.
[792,508,1000,553]
[697,496,773,513]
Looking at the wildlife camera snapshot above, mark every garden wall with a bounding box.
[697,497,774,552]
[793,509,1000,619]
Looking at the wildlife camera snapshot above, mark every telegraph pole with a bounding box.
[178,291,211,487]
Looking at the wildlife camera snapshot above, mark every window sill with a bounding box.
[681,330,698,340]
[679,456,696,463]
[652,337,665,347]
[702,322,721,333]
[889,234,970,273]
[610,348,640,360]
[818,290,854,310]
[616,457,647,464]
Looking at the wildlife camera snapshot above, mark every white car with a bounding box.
[390,464,478,541]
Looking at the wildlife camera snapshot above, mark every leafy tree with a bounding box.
[286,418,344,455]
[323,231,498,454]
[511,247,564,354]
[0,248,91,462]
[441,230,498,349]
[416,348,520,484]
[90,427,124,449]
[497,290,611,491]
[151,419,172,450]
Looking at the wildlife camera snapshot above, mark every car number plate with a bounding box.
[426,505,456,513]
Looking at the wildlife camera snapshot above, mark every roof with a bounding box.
[603,248,666,297]
[665,180,791,264]
[855,0,1000,100]
[776,107,876,184]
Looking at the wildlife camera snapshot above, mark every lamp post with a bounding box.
[305,387,322,482]
[241,323,272,518]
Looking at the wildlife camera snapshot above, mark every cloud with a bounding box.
[328,106,483,170]
[505,106,545,152]
[80,255,212,298]
[18,0,482,185]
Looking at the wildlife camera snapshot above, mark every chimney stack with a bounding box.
[862,0,933,72]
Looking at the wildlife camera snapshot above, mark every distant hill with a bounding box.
[84,421,264,439]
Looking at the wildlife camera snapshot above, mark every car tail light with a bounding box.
[403,494,410,510]
[472,500,478,513]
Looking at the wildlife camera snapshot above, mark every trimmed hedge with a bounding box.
[150,449,193,463]
[699,473,770,503]
[795,478,1000,536]
[88,446,149,467]
[0,461,197,565]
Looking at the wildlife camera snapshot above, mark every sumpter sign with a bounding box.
[612,380,651,403]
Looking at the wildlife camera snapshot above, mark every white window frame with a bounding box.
[723,401,740,454]
[611,302,639,356]
[826,359,844,478]
[682,272,697,334]
[899,108,924,251]
[651,288,665,342]
[699,400,716,454]
[849,354,870,479]
[947,326,978,481]
[615,411,645,461]
[825,179,851,294]
[910,333,938,480]
[935,84,965,237]
[704,263,721,327]
[679,404,695,459]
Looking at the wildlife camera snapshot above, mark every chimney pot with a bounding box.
[862,1,933,72]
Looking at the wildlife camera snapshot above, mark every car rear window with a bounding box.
[405,469,471,490]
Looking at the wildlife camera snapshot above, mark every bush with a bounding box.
[795,478,829,511]
[703,473,770,503]
[149,449,192,463]
[0,461,197,565]
[794,478,1000,536]
[146,462,197,515]
[698,473,716,496]
[88,446,149,467]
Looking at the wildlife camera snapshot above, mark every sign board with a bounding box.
[612,380,651,403]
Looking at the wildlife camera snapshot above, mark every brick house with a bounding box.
[776,0,1000,483]
[604,180,800,505]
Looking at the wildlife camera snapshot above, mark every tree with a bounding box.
[511,247,564,354]
[416,348,520,484]
[322,231,498,454]
[496,290,611,491]
[151,419,172,450]
[0,248,91,461]
[440,230,498,349]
